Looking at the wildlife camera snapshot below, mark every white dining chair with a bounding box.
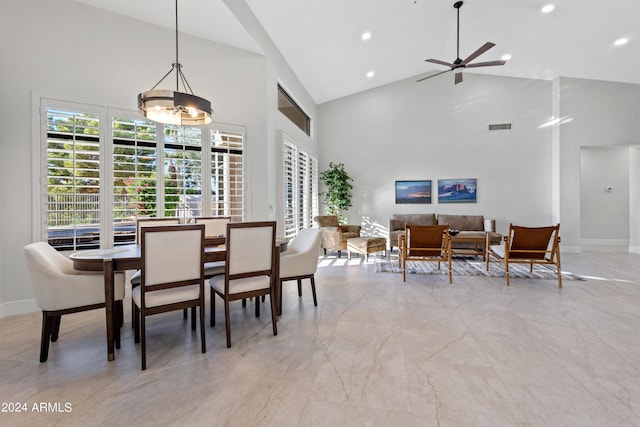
[23,242,126,362]
[194,216,230,278]
[194,216,231,239]
[130,217,183,323]
[279,228,322,314]
[209,221,277,348]
[132,224,206,370]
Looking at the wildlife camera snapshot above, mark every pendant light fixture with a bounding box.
[137,0,212,126]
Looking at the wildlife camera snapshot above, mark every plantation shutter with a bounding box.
[210,129,245,222]
[164,125,203,220]
[45,108,101,250]
[283,141,297,238]
[112,116,158,244]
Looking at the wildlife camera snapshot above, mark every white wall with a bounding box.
[223,0,318,234]
[630,147,640,253]
[0,0,316,316]
[318,73,554,238]
[558,77,640,250]
[580,147,630,245]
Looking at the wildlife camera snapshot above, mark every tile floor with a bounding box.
[1,249,639,426]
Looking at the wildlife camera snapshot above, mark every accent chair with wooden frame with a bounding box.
[401,224,452,283]
[24,242,126,362]
[313,215,361,258]
[279,228,322,315]
[486,223,562,288]
[209,221,278,348]
[132,224,206,370]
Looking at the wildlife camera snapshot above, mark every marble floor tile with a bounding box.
[1,250,640,426]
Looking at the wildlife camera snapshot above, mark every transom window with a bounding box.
[278,84,310,136]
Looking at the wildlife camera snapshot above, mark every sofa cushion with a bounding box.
[390,213,436,231]
[437,214,484,231]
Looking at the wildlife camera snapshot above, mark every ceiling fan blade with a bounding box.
[466,60,507,68]
[425,58,455,68]
[454,72,463,85]
[460,42,495,65]
[416,69,451,83]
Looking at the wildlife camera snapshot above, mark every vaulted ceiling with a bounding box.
[75,0,640,105]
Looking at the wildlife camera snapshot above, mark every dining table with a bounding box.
[69,237,286,361]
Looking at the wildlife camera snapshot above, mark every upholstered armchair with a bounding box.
[313,215,361,257]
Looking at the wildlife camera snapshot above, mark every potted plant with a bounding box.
[319,162,353,224]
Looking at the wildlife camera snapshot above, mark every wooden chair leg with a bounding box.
[255,297,261,317]
[310,276,318,306]
[556,250,563,289]
[278,280,283,316]
[210,288,216,327]
[183,308,188,319]
[242,298,246,307]
[140,313,147,370]
[191,307,196,331]
[134,305,140,343]
[131,299,136,328]
[51,315,62,342]
[224,300,232,348]
[40,312,52,363]
[269,292,278,337]
[505,260,510,286]
[117,300,124,328]
[297,279,302,297]
[114,302,122,350]
[199,305,206,354]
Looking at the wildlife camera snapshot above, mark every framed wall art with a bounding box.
[395,180,432,204]
[437,179,477,203]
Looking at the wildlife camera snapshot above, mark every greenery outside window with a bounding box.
[41,99,245,250]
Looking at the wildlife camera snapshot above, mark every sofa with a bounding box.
[389,213,436,252]
[389,213,502,252]
[314,215,361,258]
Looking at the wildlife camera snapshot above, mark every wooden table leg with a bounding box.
[103,258,115,361]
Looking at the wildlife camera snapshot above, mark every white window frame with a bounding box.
[33,96,246,250]
[282,134,318,239]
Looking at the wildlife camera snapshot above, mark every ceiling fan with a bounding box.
[417,1,506,85]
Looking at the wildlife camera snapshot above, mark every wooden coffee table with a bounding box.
[450,232,489,260]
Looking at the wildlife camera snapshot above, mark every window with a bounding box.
[112,116,158,244]
[278,84,310,136]
[283,139,318,239]
[40,99,245,250]
[210,129,244,222]
[163,125,203,220]
[45,109,102,250]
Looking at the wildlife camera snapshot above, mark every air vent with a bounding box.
[489,123,512,131]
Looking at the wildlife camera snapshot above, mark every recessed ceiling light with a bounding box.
[614,38,629,46]
[361,31,372,41]
[541,4,555,13]
[502,54,512,61]
[366,71,375,78]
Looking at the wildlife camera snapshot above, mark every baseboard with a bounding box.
[581,238,629,246]
[629,246,640,254]
[0,298,39,318]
